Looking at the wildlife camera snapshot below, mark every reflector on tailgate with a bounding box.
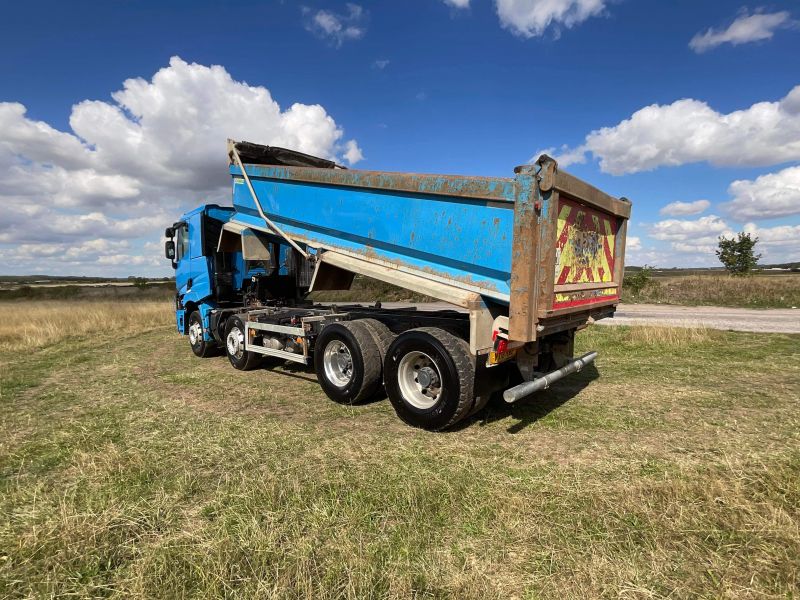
[553,196,620,309]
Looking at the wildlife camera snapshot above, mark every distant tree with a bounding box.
[716,232,761,276]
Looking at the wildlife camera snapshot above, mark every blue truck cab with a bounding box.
[167,205,236,341]
[165,202,307,352]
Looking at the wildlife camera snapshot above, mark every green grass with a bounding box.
[0,308,798,598]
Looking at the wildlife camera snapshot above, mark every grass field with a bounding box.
[621,274,800,309]
[4,272,800,309]
[1,301,798,598]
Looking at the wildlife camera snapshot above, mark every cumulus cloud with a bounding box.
[625,236,641,251]
[342,140,364,164]
[495,0,607,38]
[0,57,362,276]
[659,200,710,217]
[742,222,800,262]
[690,10,795,53]
[642,214,800,263]
[304,4,366,47]
[722,165,800,220]
[552,85,800,174]
[648,215,735,254]
[443,0,470,8]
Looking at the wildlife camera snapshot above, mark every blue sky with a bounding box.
[0,0,798,276]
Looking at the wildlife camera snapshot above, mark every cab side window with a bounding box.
[176,224,190,261]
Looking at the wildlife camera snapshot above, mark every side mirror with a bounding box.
[165,240,176,261]
[165,226,175,238]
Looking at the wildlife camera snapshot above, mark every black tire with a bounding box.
[314,321,382,404]
[357,319,396,362]
[224,316,261,371]
[188,311,217,358]
[384,327,475,431]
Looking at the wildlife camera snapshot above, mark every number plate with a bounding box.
[488,348,517,366]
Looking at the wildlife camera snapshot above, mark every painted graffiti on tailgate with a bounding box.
[555,197,618,285]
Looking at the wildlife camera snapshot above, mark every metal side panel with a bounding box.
[229,164,516,303]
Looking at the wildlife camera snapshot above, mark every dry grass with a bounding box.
[0,300,172,352]
[1,301,798,598]
[625,324,715,348]
[623,274,800,308]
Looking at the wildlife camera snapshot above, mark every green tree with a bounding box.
[716,232,761,276]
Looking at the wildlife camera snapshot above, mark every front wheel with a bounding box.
[384,327,475,431]
[188,311,217,358]
[224,316,261,371]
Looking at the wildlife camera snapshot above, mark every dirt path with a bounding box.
[355,302,800,334]
[597,303,800,334]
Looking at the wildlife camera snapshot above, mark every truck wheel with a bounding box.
[188,311,217,358]
[357,318,395,363]
[224,316,261,371]
[314,321,382,404]
[384,327,475,431]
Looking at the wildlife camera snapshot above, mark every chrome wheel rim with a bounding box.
[188,321,202,345]
[226,326,245,359]
[323,340,353,387]
[397,351,442,410]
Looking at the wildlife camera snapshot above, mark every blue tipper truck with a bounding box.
[165,140,631,430]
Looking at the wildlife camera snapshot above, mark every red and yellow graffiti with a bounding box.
[553,197,619,309]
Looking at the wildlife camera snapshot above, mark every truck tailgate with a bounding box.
[552,195,622,310]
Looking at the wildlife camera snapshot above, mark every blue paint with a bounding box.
[230,164,531,301]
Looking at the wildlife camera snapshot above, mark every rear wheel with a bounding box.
[224,315,261,371]
[357,318,395,363]
[384,327,475,431]
[188,311,217,358]
[314,321,382,404]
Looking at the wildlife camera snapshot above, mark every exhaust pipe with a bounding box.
[503,351,598,404]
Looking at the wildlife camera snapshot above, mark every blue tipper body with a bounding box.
[227,164,522,304]
[172,146,630,347]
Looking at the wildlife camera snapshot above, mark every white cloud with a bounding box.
[553,85,800,174]
[304,4,366,47]
[723,165,800,221]
[690,10,794,53]
[372,59,390,70]
[659,200,711,217]
[0,56,362,276]
[0,103,95,170]
[649,215,735,255]
[444,0,470,8]
[650,215,732,242]
[495,0,607,38]
[625,236,641,251]
[343,140,364,164]
[743,222,800,262]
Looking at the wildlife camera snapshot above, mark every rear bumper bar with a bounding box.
[503,351,598,403]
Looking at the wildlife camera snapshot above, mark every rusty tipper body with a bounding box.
[165,141,631,430]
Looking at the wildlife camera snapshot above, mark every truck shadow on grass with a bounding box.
[252,358,600,427]
[456,363,601,434]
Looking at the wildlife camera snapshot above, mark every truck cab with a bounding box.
[165,205,240,340]
[165,203,311,348]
